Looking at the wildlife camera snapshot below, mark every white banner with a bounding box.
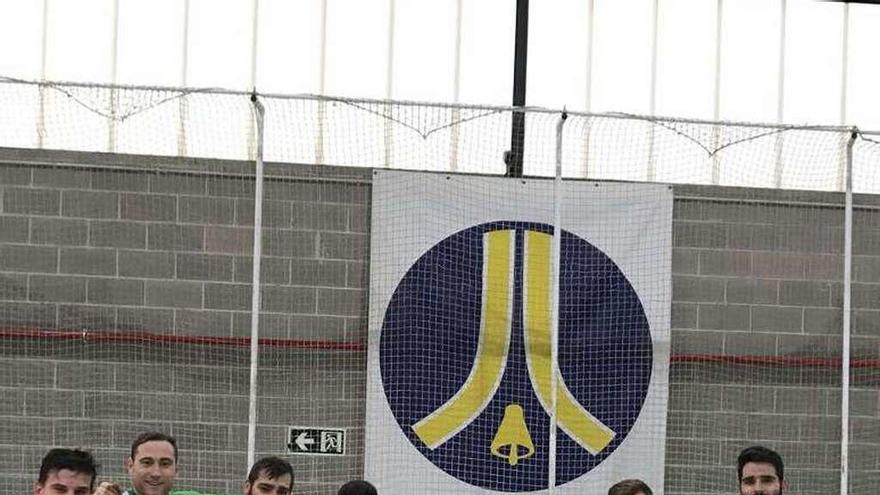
[366,170,672,494]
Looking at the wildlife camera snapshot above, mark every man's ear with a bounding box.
[33,482,43,495]
[782,479,789,491]
[125,457,134,473]
[242,481,252,495]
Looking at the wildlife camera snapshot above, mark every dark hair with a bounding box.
[338,480,377,495]
[608,479,653,495]
[130,432,178,462]
[247,456,294,487]
[738,445,784,482]
[38,448,99,491]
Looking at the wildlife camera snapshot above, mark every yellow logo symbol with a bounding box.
[412,230,616,463]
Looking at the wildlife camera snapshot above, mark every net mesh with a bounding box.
[0,77,877,495]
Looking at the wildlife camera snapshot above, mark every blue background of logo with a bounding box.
[380,222,653,492]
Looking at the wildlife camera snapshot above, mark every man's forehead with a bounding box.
[742,461,779,477]
[44,468,93,486]
[133,440,176,459]
[254,472,292,486]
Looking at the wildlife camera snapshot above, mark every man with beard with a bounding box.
[243,457,293,495]
[738,446,787,495]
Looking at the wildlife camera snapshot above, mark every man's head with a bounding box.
[34,448,98,495]
[338,480,377,495]
[608,478,652,495]
[126,432,178,495]
[244,456,293,495]
[738,445,786,495]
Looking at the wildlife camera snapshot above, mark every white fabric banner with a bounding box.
[366,170,672,494]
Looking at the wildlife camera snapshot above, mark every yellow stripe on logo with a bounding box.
[523,231,615,455]
[413,229,514,449]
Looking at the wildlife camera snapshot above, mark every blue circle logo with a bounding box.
[380,222,652,492]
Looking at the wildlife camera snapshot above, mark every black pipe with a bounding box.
[505,0,529,177]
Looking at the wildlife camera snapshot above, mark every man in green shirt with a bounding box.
[93,431,186,495]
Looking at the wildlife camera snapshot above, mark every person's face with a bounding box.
[126,440,177,495]
[34,469,93,495]
[244,471,292,495]
[740,461,784,495]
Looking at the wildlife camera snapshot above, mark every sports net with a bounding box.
[0,77,877,495]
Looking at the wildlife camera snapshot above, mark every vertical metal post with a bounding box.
[316,0,328,165]
[646,0,659,182]
[178,0,191,157]
[505,0,528,177]
[710,0,723,184]
[448,0,463,173]
[384,0,396,168]
[548,110,567,494]
[247,95,266,471]
[837,3,850,191]
[37,0,49,148]
[581,0,595,179]
[108,0,120,153]
[773,0,787,188]
[840,127,856,495]
[246,0,260,161]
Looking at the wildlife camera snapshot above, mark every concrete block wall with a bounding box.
[1,149,878,494]
[0,149,370,494]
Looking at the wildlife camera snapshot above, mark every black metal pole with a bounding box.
[505,0,529,177]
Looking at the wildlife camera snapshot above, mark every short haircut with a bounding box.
[130,432,178,462]
[38,448,99,491]
[247,456,293,487]
[608,478,653,495]
[338,480,377,495]
[738,445,784,482]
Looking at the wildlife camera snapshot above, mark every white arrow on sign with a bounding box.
[295,432,315,451]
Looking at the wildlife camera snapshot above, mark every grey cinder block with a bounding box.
[147,224,204,251]
[145,280,202,309]
[726,278,778,305]
[204,226,253,254]
[262,230,316,258]
[59,248,116,276]
[291,202,347,231]
[174,309,232,336]
[32,167,90,188]
[673,222,727,249]
[118,250,175,279]
[31,218,88,245]
[0,272,28,300]
[29,275,87,303]
[699,250,751,277]
[673,275,725,303]
[87,278,144,305]
[0,216,29,243]
[698,303,750,331]
[203,283,251,311]
[179,196,235,224]
[3,187,59,216]
[320,233,368,261]
[751,306,803,333]
[317,288,365,317]
[1,244,58,273]
[61,190,118,219]
[779,280,832,307]
[121,193,176,221]
[91,170,149,192]
[177,253,234,282]
[233,256,290,284]
[261,286,316,313]
[90,220,146,248]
